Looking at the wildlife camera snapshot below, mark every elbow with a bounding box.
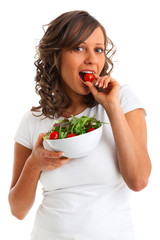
[16,215,25,220]
[8,194,26,220]
[129,178,149,192]
[127,161,152,192]
[9,202,27,220]
[10,210,26,220]
[11,211,25,220]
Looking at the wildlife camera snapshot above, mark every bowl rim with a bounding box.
[44,124,103,142]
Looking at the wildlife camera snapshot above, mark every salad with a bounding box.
[44,115,107,140]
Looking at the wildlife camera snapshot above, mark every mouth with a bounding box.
[79,70,95,82]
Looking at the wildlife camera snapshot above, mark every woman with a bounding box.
[8,10,151,240]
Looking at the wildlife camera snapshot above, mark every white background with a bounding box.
[1,0,160,239]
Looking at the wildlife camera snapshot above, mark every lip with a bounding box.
[79,75,85,84]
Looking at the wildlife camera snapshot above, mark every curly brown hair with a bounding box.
[31,10,116,118]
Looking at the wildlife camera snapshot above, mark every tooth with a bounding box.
[82,71,94,74]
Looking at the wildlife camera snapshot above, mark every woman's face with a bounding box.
[60,27,105,99]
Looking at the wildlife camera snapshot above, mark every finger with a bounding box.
[58,158,71,166]
[103,76,112,89]
[84,81,99,97]
[36,133,47,147]
[98,79,105,88]
[94,75,110,88]
[94,74,99,80]
[45,157,71,166]
[100,76,117,89]
[57,158,71,163]
[95,79,104,88]
[93,74,100,86]
[57,158,71,167]
[40,149,64,158]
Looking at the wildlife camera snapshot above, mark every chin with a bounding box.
[80,83,91,95]
[80,88,91,95]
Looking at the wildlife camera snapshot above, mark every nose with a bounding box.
[84,50,97,65]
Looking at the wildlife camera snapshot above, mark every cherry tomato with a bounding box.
[49,131,59,139]
[87,128,96,132]
[83,73,94,82]
[67,133,77,138]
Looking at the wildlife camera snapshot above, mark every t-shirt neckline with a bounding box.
[68,107,90,119]
[56,107,90,121]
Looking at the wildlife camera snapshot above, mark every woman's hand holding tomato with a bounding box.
[84,74,120,112]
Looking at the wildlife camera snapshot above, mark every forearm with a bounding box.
[106,104,151,191]
[8,156,41,220]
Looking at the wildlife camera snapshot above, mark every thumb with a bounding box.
[35,133,46,147]
[84,81,99,98]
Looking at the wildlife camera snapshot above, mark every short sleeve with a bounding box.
[120,85,146,116]
[14,112,33,149]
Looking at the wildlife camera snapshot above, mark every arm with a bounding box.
[8,133,71,220]
[85,77,151,191]
[8,143,40,220]
[107,105,151,191]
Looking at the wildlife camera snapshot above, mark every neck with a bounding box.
[61,82,88,117]
[62,103,87,118]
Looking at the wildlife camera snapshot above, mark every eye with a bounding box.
[95,48,104,53]
[75,46,84,52]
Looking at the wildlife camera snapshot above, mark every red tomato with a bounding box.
[87,128,96,132]
[83,73,94,82]
[49,131,59,139]
[67,133,77,138]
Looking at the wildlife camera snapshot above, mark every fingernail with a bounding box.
[60,152,64,156]
[99,83,102,87]
[95,82,98,86]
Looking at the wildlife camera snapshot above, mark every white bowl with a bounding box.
[43,125,103,158]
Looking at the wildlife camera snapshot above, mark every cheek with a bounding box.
[60,58,71,79]
[60,53,76,77]
[98,57,105,73]
[102,55,106,65]
[60,61,76,86]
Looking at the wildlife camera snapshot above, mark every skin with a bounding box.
[8,27,151,220]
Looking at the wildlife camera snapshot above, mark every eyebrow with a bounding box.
[83,42,105,46]
[96,43,105,46]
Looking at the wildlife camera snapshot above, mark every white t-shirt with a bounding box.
[14,85,146,240]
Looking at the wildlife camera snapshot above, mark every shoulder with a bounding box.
[120,84,134,97]
[119,84,146,115]
[14,111,54,149]
[20,111,46,125]
[23,110,44,120]
[120,84,141,103]
[21,111,55,133]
